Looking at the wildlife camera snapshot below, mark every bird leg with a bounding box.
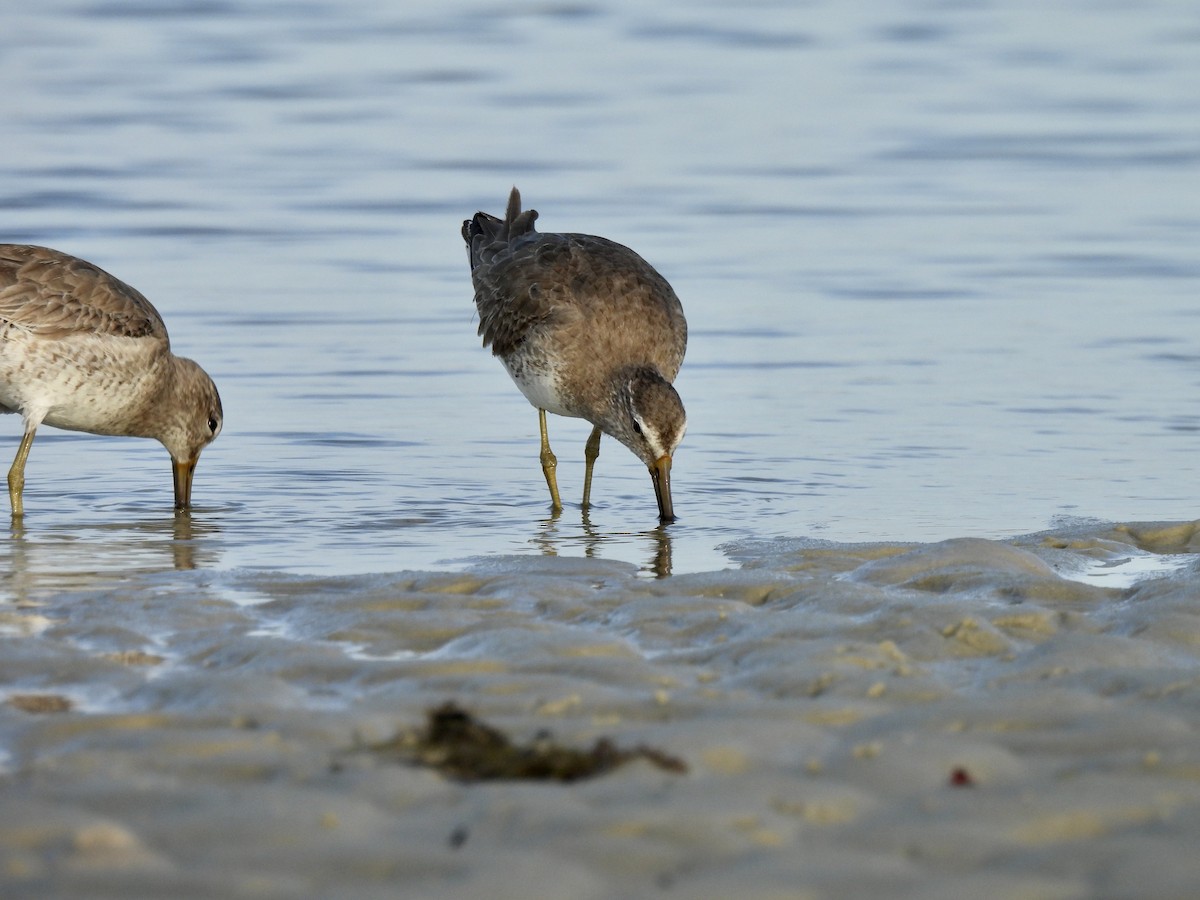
[7,429,36,518]
[582,425,602,509]
[538,408,562,511]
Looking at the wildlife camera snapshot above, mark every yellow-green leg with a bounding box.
[582,425,602,509]
[8,429,36,518]
[538,409,562,511]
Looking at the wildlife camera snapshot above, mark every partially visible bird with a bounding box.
[0,245,223,516]
[463,188,687,522]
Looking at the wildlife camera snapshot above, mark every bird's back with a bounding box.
[463,190,686,381]
[0,244,169,343]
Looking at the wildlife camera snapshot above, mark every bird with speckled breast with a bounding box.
[0,245,223,516]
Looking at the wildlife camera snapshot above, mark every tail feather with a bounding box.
[462,186,539,269]
[504,186,522,226]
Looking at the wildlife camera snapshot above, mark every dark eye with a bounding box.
[631,420,643,436]
[208,417,220,433]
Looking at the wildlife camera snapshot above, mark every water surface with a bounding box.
[3,0,1197,577]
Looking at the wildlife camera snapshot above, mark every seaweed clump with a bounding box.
[8,693,72,713]
[364,701,687,782]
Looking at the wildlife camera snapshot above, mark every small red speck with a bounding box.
[949,766,974,787]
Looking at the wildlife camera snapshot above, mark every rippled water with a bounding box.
[3,0,1198,576]
[3,1,1200,896]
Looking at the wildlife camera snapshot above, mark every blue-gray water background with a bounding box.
[4,0,1197,577]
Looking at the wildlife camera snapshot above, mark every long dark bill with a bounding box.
[172,458,197,511]
[650,455,675,523]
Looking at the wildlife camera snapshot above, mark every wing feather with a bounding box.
[0,245,169,342]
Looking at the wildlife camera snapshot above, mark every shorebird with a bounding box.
[463,188,687,522]
[0,245,223,516]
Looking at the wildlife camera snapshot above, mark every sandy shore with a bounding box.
[3,519,1200,898]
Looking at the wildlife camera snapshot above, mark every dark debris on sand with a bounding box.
[8,693,73,714]
[358,701,688,782]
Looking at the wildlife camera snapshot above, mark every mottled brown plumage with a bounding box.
[463,188,687,521]
[0,245,223,515]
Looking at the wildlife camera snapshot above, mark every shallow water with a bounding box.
[4,0,1199,576]
[3,1,1200,896]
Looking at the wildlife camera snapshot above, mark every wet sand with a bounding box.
[3,519,1200,898]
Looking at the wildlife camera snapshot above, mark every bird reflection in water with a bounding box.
[3,510,221,617]
[531,507,674,578]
